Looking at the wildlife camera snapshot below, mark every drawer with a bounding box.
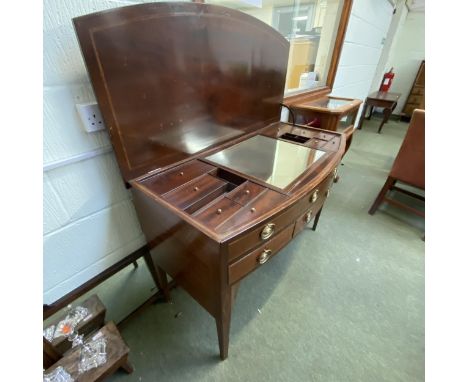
[229,224,294,284]
[193,197,243,228]
[162,174,227,210]
[226,181,265,205]
[141,160,215,195]
[293,207,318,237]
[227,171,335,261]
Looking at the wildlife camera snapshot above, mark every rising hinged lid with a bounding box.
[73,2,289,181]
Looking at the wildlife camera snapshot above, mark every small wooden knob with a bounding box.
[250,207,256,213]
[245,189,251,195]
[216,209,222,214]
[194,186,199,191]
[179,171,184,176]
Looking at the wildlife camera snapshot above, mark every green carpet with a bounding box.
[109,117,425,382]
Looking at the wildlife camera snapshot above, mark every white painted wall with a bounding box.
[43,0,150,303]
[370,0,408,94]
[384,10,425,114]
[331,0,394,122]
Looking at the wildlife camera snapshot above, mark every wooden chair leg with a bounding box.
[369,177,395,215]
[312,207,323,231]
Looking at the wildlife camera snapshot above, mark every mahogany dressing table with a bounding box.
[73,2,345,360]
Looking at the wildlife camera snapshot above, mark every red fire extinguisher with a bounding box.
[380,68,395,92]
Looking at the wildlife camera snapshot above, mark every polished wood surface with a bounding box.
[131,123,344,359]
[74,2,289,181]
[358,91,401,133]
[74,2,346,360]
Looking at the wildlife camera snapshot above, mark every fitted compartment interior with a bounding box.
[279,132,311,144]
[158,165,252,216]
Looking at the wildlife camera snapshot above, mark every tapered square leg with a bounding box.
[378,108,392,133]
[312,207,323,231]
[216,284,237,360]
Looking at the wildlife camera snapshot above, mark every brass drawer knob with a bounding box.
[310,189,319,203]
[245,189,251,195]
[260,223,275,240]
[333,167,338,181]
[179,171,184,176]
[325,189,331,198]
[305,211,312,223]
[216,208,222,214]
[194,186,199,191]
[258,249,272,265]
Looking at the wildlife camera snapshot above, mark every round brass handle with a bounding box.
[310,189,319,203]
[258,249,272,265]
[305,211,312,223]
[260,223,275,240]
[216,208,222,214]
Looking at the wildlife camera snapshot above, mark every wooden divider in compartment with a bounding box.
[138,159,274,230]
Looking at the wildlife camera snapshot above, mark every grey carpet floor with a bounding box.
[109,117,425,382]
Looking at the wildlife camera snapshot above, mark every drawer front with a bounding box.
[227,171,335,261]
[229,224,294,284]
[193,197,243,228]
[142,160,215,195]
[226,181,265,206]
[293,208,316,237]
[162,174,227,210]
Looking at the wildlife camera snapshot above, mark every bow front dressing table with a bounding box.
[73,2,345,360]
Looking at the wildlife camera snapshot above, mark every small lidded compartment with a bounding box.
[192,197,244,228]
[140,159,268,223]
[139,160,215,195]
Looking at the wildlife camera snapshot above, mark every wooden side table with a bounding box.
[358,91,401,133]
[288,96,362,156]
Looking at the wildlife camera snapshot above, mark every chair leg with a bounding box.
[369,177,395,215]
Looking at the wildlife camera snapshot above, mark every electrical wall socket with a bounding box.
[76,102,106,133]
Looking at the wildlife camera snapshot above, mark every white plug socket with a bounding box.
[76,102,106,133]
